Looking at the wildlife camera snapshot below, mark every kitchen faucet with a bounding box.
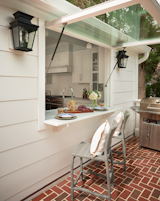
[63,86,73,100]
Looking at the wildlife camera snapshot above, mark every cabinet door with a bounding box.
[148,124,160,151]
[141,122,150,148]
[59,52,69,66]
[82,51,91,83]
[141,122,160,151]
[72,52,82,83]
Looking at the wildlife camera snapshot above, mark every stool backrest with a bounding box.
[104,119,117,155]
[121,111,130,136]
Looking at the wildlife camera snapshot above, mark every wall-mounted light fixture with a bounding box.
[10,11,39,52]
[117,50,129,68]
[105,49,129,87]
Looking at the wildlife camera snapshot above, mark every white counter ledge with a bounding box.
[44,107,121,127]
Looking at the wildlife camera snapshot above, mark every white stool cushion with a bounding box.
[90,120,110,157]
[113,112,124,136]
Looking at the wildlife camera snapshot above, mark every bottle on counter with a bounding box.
[83,88,88,99]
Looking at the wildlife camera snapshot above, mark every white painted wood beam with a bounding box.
[45,0,140,29]
[115,38,160,48]
[140,0,160,25]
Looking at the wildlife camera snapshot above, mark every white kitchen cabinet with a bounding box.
[72,50,91,83]
[91,47,104,91]
[46,51,71,68]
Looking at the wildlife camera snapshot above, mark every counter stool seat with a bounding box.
[71,120,118,201]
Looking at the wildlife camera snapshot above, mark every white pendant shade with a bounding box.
[86,43,92,49]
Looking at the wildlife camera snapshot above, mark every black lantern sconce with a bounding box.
[105,49,129,87]
[10,11,39,52]
[117,50,129,68]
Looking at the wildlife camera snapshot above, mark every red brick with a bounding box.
[128,197,137,201]
[150,177,159,184]
[131,189,141,199]
[62,185,71,193]
[91,184,104,192]
[45,189,52,195]
[141,177,150,184]
[32,193,46,201]
[111,190,121,199]
[57,179,68,187]
[120,190,131,199]
[138,196,149,201]
[132,177,141,184]
[44,193,57,201]
[141,189,151,199]
[142,167,149,173]
[115,178,123,185]
[150,196,159,201]
[119,183,133,192]
[51,186,63,194]
[130,183,143,191]
[139,182,153,191]
[149,182,160,190]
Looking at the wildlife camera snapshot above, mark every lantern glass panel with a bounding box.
[19,26,35,49]
[28,31,36,49]
[12,26,19,48]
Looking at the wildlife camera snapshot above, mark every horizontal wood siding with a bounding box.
[0,77,38,101]
[112,50,137,137]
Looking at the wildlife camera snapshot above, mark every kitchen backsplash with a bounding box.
[45,73,90,98]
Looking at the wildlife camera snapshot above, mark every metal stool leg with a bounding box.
[122,137,126,172]
[105,158,111,201]
[80,157,83,182]
[71,156,75,201]
[110,151,114,188]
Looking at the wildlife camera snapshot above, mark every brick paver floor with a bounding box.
[31,137,160,201]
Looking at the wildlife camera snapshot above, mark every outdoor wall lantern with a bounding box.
[117,50,129,68]
[10,11,39,52]
[105,49,129,87]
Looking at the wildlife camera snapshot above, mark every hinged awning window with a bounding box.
[45,0,160,48]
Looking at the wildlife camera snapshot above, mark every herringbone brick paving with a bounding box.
[31,137,160,201]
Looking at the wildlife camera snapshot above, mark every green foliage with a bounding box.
[146,83,160,97]
[145,44,160,83]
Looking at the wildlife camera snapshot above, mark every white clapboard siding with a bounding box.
[113,92,135,105]
[0,5,38,28]
[113,101,135,113]
[0,121,54,152]
[0,100,37,127]
[113,70,135,82]
[113,81,135,93]
[0,116,107,177]
[0,51,38,77]
[126,60,135,72]
[0,77,38,101]
[0,26,38,57]
[0,142,89,201]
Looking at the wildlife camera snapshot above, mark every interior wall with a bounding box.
[0,4,136,201]
[46,73,90,97]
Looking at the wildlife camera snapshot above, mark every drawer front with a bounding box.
[141,122,160,151]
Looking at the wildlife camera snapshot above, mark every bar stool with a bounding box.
[71,119,118,201]
[112,111,130,172]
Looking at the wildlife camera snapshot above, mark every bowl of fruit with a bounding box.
[77,105,93,113]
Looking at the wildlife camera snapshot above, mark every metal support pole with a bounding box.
[46,23,67,77]
[105,50,124,87]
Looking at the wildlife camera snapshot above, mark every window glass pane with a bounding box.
[58,3,160,47]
